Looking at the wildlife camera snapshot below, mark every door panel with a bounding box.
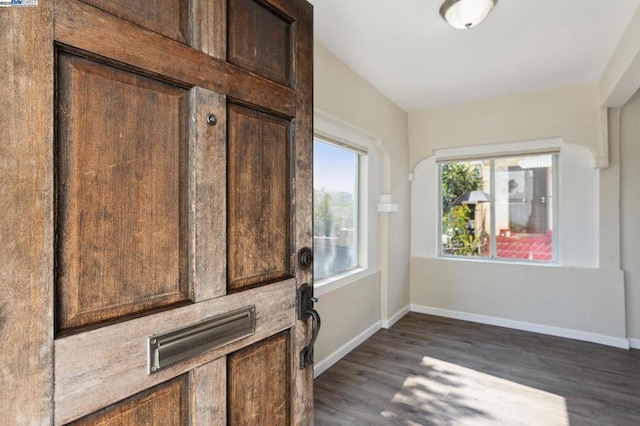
[228,332,290,425]
[228,0,291,85]
[69,375,190,425]
[227,103,292,291]
[80,0,190,43]
[47,0,313,424]
[54,0,296,118]
[55,51,190,333]
[54,279,296,424]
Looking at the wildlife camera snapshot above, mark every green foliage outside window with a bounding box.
[441,163,483,214]
[441,163,484,256]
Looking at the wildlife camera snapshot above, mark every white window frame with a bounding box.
[312,111,381,295]
[437,152,559,264]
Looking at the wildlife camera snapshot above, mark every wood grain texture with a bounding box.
[315,313,640,426]
[228,0,291,86]
[70,375,189,425]
[190,0,226,59]
[227,103,292,291]
[54,278,296,424]
[56,52,190,332]
[261,0,298,19]
[191,357,226,426]
[0,2,55,423]
[80,0,189,43]
[228,331,290,425]
[189,88,227,302]
[54,0,296,118]
[289,0,315,423]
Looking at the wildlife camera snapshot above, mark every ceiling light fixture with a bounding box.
[439,0,498,29]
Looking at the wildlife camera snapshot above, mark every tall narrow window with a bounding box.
[313,138,359,278]
[439,154,556,262]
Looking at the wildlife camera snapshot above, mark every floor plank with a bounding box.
[314,313,640,425]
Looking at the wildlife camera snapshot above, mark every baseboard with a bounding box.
[382,305,411,329]
[410,305,630,350]
[630,338,640,350]
[314,321,382,378]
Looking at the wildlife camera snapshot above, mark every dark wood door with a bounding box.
[44,0,313,423]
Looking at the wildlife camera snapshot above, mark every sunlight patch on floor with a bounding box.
[387,356,570,425]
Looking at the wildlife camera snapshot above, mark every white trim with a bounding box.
[629,338,640,350]
[382,305,410,329]
[314,108,382,293]
[314,109,377,151]
[410,305,631,350]
[434,138,562,163]
[313,321,382,378]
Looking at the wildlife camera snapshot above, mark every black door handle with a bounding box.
[298,283,321,369]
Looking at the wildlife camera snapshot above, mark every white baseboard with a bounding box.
[313,321,382,378]
[410,305,631,350]
[629,338,640,350]
[382,305,410,329]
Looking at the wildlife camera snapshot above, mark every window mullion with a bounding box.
[490,159,496,259]
[552,154,559,263]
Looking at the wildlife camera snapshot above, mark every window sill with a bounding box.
[314,268,378,297]
[436,255,559,267]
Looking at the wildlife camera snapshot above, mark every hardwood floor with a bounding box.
[314,313,640,426]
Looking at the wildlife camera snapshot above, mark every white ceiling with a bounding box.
[308,0,640,111]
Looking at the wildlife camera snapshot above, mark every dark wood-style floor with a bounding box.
[314,313,640,426]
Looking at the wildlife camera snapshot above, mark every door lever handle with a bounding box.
[301,308,320,368]
[298,283,321,369]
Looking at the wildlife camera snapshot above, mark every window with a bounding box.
[439,154,557,262]
[313,138,360,278]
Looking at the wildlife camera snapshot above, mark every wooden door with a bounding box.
[0,0,313,424]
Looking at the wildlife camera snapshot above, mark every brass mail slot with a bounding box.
[148,305,256,374]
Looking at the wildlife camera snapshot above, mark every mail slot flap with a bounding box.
[148,305,256,374]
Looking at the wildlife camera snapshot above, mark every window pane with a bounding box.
[313,139,358,278]
[440,160,490,258]
[494,155,553,261]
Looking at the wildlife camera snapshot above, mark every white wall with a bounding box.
[621,88,640,344]
[409,84,628,348]
[313,42,411,372]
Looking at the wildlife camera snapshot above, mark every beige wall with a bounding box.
[408,82,629,347]
[600,3,640,107]
[408,83,606,168]
[315,273,381,364]
[311,4,640,357]
[313,43,411,368]
[410,258,627,346]
[621,88,640,342]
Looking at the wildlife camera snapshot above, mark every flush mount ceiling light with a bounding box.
[440,0,498,29]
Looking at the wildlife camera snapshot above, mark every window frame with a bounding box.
[312,135,366,280]
[437,152,559,264]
